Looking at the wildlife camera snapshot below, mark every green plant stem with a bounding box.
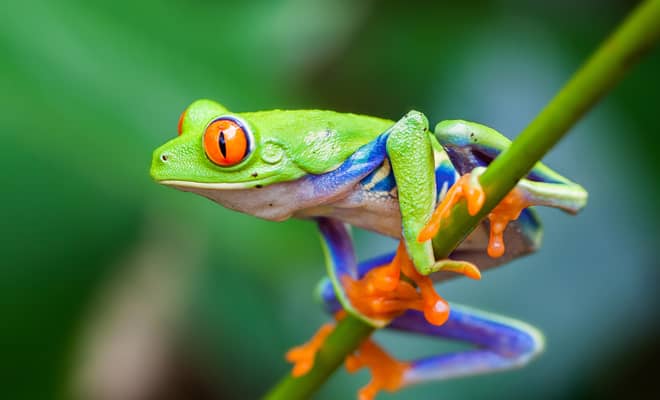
[264,316,373,399]
[264,1,660,399]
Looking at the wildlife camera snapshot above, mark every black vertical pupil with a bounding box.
[218,130,227,158]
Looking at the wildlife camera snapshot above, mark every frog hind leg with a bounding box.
[317,277,544,399]
[421,120,587,257]
[390,304,544,387]
[434,120,588,214]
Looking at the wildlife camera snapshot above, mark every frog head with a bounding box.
[151,99,308,191]
[151,100,392,219]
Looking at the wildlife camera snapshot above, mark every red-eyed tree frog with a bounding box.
[151,99,587,399]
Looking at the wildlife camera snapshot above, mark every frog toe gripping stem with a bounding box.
[425,120,588,259]
[434,120,587,215]
[418,167,534,258]
[342,240,453,326]
[285,322,335,377]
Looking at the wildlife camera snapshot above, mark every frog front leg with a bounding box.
[383,112,482,274]
[333,113,478,327]
[335,112,480,327]
[383,110,437,273]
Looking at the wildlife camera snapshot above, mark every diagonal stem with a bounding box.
[264,1,660,398]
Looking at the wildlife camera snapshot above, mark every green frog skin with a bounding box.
[151,99,587,399]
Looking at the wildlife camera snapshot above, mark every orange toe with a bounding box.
[399,251,450,326]
[419,171,532,259]
[437,261,482,280]
[486,188,531,258]
[285,323,334,377]
[418,172,486,243]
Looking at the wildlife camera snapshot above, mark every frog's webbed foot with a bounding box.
[343,241,446,324]
[315,216,480,327]
[418,167,535,258]
[345,338,410,400]
[342,242,479,326]
[418,166,487,242]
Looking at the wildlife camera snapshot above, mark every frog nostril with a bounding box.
[160,153,170,162]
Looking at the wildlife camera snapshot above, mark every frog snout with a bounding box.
[150,148,174,181]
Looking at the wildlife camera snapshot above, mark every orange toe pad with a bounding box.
[418,172,485,242]
[285,323,334,377]
[486,187,531,257]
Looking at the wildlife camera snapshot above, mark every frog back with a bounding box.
[238,110,394,174]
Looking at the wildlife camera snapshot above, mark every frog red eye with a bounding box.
[177,109,187,136]
[203,117,252,167]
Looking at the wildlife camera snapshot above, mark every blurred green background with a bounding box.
[2,0,660,399]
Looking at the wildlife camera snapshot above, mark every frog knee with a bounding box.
[434,120,499,147]
[499,320,546,366]
[315,277,341,314]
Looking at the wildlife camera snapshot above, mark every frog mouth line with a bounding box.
[159,179,266,190]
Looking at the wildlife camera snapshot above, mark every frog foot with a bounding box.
[418,167,532,258]
[343,242,451,326]
[485,187,531,257]
[345,338,410,400]
[285,322,335,377]
[418,166,486,242]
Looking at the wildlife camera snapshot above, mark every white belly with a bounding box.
[294,187,403,238]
